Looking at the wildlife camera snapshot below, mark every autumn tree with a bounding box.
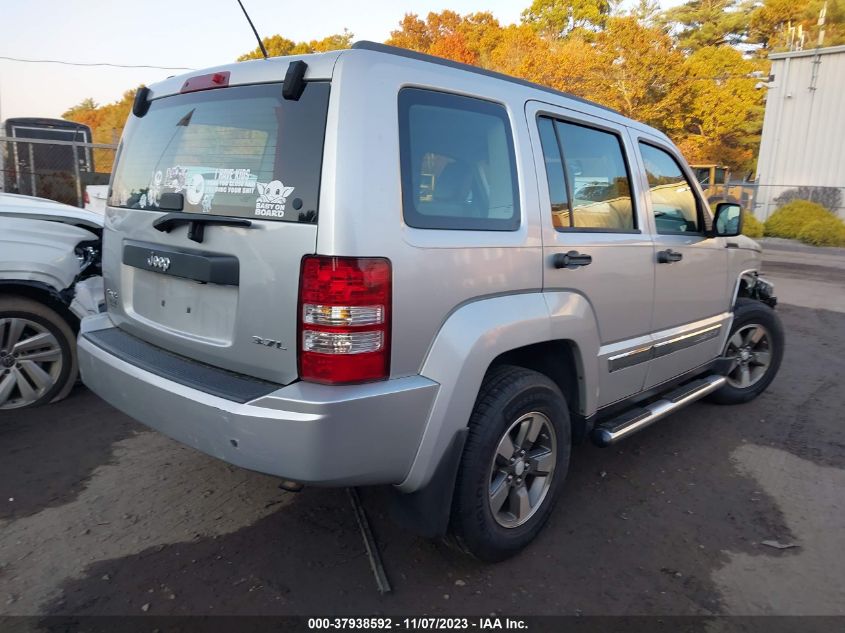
[69,0,837,178]
[677,46,765,171]
[387,11,503,67]
[387,12,596,91]
[62,89,138,172]
[586,17,693,136]
[388,14,434,52]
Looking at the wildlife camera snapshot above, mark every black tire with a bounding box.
[0,295,77,410]
[707,298,784,405]
[449,365,571,562]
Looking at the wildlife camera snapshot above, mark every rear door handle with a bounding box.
[553,251,593,269]
[657,249,683,264]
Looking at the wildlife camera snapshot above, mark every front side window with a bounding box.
[537,117,635,231]
[110,82,330,223]
[399,89,520,231]
[639,143,701,234]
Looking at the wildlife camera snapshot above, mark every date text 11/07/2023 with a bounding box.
[307,617,528,630]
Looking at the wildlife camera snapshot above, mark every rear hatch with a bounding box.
[103,73,331,385]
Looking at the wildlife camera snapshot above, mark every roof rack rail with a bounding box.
[350,40,620,116]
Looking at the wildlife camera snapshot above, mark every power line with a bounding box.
[0,55,194,71]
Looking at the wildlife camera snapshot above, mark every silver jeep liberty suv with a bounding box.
[78,42,782,561]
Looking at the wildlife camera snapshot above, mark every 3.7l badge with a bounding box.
[252,336,287,350]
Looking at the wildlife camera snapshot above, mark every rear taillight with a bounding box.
[298,256,391,384]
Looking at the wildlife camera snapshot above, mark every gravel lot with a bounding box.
[1,240,844,617]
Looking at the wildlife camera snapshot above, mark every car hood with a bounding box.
[0,215,99,291]
[0,192,103,231]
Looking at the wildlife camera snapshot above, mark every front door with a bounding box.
[630,135,730,389]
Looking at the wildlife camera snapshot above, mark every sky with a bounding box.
[0,0,681,122]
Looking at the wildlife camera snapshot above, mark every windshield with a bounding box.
[110,81,330,223]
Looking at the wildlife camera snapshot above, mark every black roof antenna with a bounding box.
[236,0,268,60]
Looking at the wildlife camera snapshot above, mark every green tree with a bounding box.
[521,0,613,38]
[238,30,353,61]
[659,0,751,50]
[62,98,98,119]
[749,0,845,50]
[631,0,661,25]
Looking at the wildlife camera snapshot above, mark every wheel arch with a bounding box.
[0,280,80,332]
[400,291,599,494]
[489,339,588,443]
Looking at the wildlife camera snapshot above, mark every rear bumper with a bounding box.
[78,314,439,486]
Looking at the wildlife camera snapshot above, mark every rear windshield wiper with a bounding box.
[153,212,252,243]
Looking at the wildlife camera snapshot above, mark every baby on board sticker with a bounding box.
[255,181,295,218]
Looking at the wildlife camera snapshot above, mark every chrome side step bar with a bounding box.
[592,374,727,447]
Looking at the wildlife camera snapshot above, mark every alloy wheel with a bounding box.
[0,317,64,409]
[725,324,772,389]
[488,411,557,528]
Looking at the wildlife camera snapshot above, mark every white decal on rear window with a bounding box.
[185,173,206,206]
[164,166,189,192]
[214,168,257,194]
[149,170,164,205]
[147,166,259,212]
[254,181,295,218]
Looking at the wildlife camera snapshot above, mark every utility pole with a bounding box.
[818,1,828,47]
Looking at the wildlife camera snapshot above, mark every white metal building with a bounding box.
[755,44,845,219]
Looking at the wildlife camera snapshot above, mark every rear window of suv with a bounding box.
[399,88,520,231]
[110,82,330,223]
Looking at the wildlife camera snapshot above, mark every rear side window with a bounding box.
[638,142,701,234]
[110,82,330,223]
[399,89,520,231]
[537,116,635,232]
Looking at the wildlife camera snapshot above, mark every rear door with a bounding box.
[630,136,730,389]
[104,78,331,385]
[527,101,655,407]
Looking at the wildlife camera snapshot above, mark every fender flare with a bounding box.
[398,291,600,494]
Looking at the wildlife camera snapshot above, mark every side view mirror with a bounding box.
[712,202,743,237]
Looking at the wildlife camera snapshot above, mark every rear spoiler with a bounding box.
[132,59,309,119]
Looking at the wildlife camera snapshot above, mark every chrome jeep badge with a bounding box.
[147,253,171,272]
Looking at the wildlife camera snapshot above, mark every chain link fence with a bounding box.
[701,182,845,220]
[0,136,117,208]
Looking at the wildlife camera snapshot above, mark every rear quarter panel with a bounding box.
[321,50,546,379]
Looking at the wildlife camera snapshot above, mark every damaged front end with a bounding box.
[738,272,777,308]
